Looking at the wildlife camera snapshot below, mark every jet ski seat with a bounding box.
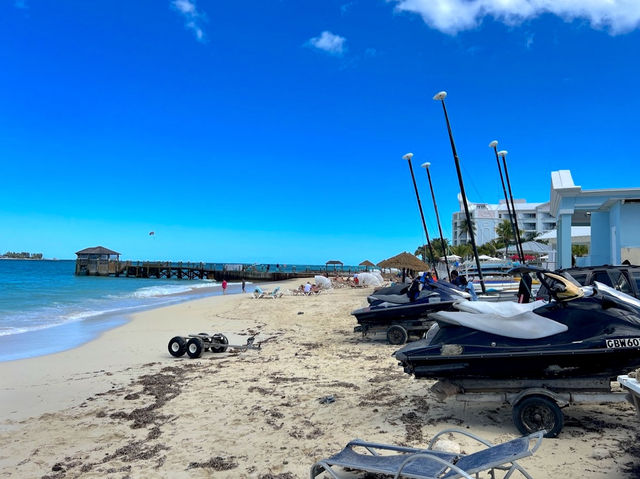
[432,310,568,340]
[453,299,547,317]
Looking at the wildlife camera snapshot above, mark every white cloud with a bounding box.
[391,0,640,34]
[308,31,347,55]
[171,0,207,42]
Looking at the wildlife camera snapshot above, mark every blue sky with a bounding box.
[1,0,639,263]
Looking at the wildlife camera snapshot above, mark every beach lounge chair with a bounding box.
[254,286,282,299]
[310,428,543,479]
[262,287,282,299]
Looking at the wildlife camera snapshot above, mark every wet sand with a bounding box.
[0,280,638,478]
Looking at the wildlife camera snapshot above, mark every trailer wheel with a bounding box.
[211,334,229,353]
[168,336,187,357]
[199,332,211,351]
[387,325,409,345]
[513,395,564,438]
[186,337,204,358]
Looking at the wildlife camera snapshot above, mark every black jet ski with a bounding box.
[352,280,469,344]
[394,267,640,380]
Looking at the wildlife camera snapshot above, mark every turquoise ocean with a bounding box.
[0,260,230,362]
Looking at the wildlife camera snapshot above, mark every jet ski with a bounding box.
[394,267,640,380]
[352,280,469,344]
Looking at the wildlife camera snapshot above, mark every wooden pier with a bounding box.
[74,247,361,282]
[75,259,314,281]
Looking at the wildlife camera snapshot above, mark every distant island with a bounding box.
[1,252,44,260]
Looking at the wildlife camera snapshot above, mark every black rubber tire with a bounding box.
[186,337,204,359]
[168,336,187,357]
[386,325,409,345]
[210,333,229,353]
[513,395,564,438]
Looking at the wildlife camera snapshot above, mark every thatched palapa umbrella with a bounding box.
[377,252,429,282]
[325,260,343,273]
[359,260,375,271]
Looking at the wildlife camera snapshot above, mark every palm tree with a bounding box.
[450,244,472,260]
[458,218,476,244]
[415,238,451,263]
[495,220,513,257]
[478,241,498,257]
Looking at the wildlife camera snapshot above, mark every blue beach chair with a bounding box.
[310,429,543,479]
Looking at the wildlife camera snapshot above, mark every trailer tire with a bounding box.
[513,395,564,438]
[168,336,187,357]
[211,334,229,353]
[186,337,204,359]
[387,325,409,345]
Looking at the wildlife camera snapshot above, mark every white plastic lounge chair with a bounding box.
[254,286,282,299]
[263,287,282,299]
[310,428,543,479]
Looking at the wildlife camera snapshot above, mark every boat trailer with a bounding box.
[168,333,261,359]
[354,318,434,345]
[432,377,631,438]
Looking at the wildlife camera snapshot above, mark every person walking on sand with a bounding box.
[222,279,228,294]
[241,279,246,293]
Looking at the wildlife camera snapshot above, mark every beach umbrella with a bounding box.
[359,260,375,271]
[377,252,429,271]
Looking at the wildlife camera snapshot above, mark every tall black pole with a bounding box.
[422,162,451,280]
[490,141,524,262]
[433,91,486,294]
[499,150,526,264]
[403,153,439,279]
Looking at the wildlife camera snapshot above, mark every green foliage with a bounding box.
[458,218,476,243]
[572,244,589,257]
[415,238,451,263]
[2,252,43,259]
[495,219,514,255]
[478,241,498,257]
[450,244,472,259]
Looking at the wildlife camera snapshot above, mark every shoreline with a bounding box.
[1,280,638,478]
[0,279,290,423]
[0,280,254,363]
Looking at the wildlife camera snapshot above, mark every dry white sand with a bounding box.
[0,280,638,478]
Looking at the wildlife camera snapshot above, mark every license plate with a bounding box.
[606,338,640,348]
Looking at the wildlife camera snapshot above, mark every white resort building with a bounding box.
[451,194,557,246]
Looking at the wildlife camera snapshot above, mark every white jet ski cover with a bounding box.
[431,310,568,339]
[454,300,547,317]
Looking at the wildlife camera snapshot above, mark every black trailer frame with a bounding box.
[432,377,628,438]
[168,333,261,359]
[354,318,434,345]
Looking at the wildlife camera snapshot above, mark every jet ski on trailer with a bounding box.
[352,280,470,344]
[394,266,640,380]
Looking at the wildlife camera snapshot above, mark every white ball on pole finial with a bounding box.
[433,91,447,101]
[489,140,498,148]
[498,150,508,157]
[402,153,414,161]
[421,162,431,169]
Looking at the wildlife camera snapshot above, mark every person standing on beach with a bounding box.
[222,279,228,294]
[241,279,246,293]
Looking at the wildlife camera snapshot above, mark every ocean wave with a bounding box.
[0,285,218,337]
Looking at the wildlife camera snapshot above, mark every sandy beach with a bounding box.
[1,280,638,478]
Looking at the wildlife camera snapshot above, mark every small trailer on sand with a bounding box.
[168,333,260,359]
